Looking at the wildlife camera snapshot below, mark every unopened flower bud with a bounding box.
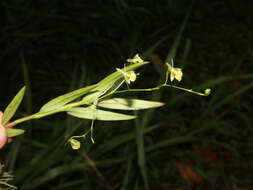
[69,139,81,150]
[204,88,211,96]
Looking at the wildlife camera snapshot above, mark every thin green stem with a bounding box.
[164,84,209,96]
[101,83,208,99]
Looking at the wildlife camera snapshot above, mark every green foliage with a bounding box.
[1,0,253,190]
[39,85,97,113]
[3,54,208,152]
[97,98,165,110]
[6,60,155,125]
[6,128,24,138]
[2,87,26,126]
[67,107,136,121]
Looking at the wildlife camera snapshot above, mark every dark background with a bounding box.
[1,0,253,189]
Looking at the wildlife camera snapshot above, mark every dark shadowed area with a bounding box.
[1,0,253,189]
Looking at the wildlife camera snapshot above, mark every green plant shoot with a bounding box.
[1,54,211,150]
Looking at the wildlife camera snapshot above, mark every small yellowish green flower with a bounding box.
[166,61,183,82]
[126,54,144,64]
[69,138,81,150]
[116,68,138,84]
[124,71,137,84]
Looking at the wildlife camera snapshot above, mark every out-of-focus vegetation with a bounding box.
[1,0,253,189]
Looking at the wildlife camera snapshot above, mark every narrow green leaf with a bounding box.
[98,98,165,110]
[67,107,136,121]
[40,84,97,112]
[6,128,25,137]
[2,86,26,125]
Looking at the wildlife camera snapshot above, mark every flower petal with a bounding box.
[174,68,183,81]
[170,72,175,82]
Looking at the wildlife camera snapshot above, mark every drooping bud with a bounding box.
[69,139,81,150]
[204,88,211,96]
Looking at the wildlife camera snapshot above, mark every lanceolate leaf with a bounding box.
[40,84,97,112]
[67,107,136,121]
[98,98,165,110]
[6,128,25,137]
[2,86,26,125]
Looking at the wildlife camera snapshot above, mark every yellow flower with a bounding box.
[124,71,137,84]
[166,61,183,82]
[69,139,81,150]
[116,68,138,84]
[126,54,144,64]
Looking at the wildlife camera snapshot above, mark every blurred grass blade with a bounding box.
[92,124,161,158]
[40,84,97,112]
[135,113,149,190]
[21,53,33,114]
[165,1,192,62]
[67,107,136,121]
[98,98,165,110]
[121,158,133,190]
[6,128,25,137]
[196,73,253,89]
[205,81,253,115]
[141,35,170,58]
[21,164,88,189]
[2,86,26,125]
